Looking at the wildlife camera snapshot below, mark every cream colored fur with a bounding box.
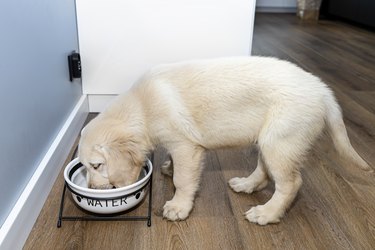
[78,56,371,225]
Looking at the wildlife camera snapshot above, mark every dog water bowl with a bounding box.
[64,158,152,214]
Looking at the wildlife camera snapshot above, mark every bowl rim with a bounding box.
[64,157,153,195]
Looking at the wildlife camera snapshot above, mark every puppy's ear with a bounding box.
[105,123,148,168]
[93,144,110,160]
[94,144,105,153]
[121,140,145,167]
[108,137,142,167]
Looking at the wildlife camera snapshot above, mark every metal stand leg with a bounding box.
[147,152,154,227]
[57,183,68,228]
[147,173,153,227]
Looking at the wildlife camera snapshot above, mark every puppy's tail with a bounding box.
[324,91,372,172]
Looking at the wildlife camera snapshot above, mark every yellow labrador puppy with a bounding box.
[79,56,371,225]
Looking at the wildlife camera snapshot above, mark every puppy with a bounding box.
[78,56,371,225]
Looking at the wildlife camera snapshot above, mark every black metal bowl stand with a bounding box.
[57,149,154,228]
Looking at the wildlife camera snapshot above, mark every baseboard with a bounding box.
[88,94,117,112]
[256,7,297,13]
[0,95,89,250]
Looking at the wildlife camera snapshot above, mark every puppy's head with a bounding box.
[78,118,147,189]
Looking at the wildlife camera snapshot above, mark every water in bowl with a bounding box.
[71,166,147,189]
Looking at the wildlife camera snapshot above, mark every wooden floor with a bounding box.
[25,14,375,249]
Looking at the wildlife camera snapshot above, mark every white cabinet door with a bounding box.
[76,0,256,111]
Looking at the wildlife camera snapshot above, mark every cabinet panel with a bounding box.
[76,0,256,95]
[327,0,375,28]
[328,0,359,20]
[358,0,375,27]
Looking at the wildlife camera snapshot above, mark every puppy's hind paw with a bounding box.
[161,160,173,177]
[229,177,251,193]
[229,176,268,194]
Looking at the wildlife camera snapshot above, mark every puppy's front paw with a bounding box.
[245,205,281,225]
[163,200,192,221]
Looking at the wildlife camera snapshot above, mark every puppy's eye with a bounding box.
[91,163,102,170]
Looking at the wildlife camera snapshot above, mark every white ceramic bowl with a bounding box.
[64,158,152,214]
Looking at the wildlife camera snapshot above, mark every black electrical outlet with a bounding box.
[68,51,81,81]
